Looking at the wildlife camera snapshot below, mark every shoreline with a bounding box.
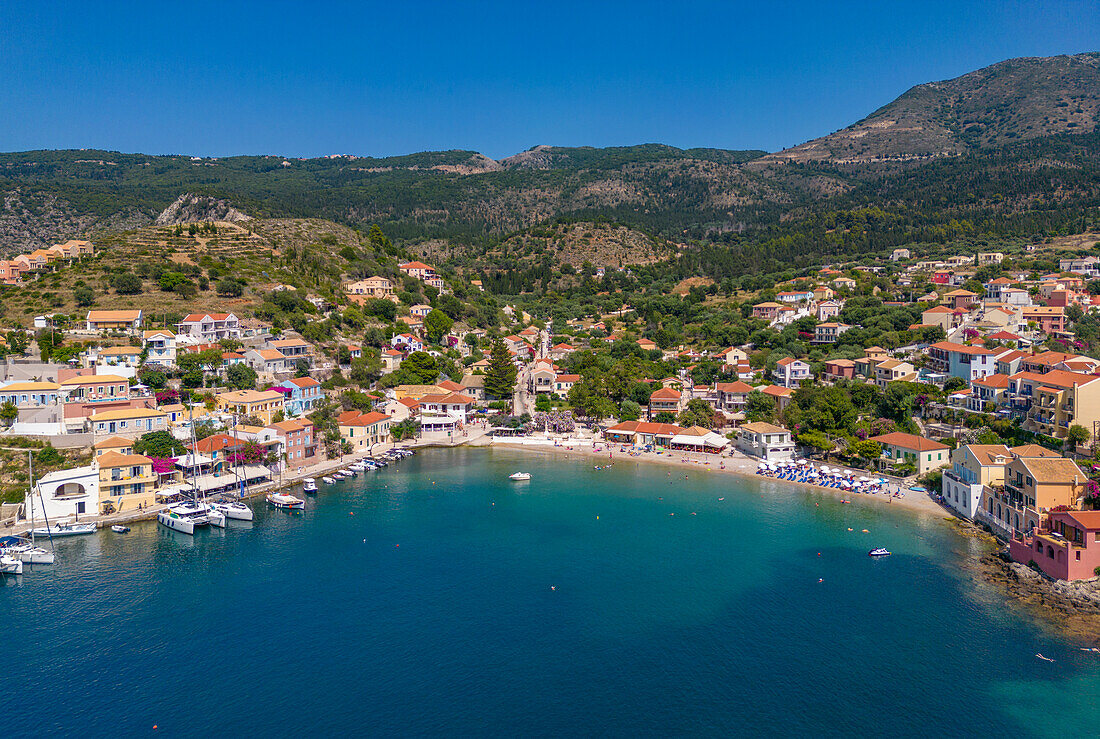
[478,436,948,517]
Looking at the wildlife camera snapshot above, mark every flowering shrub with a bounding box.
[532,411,576,433]
[149,457,177,475]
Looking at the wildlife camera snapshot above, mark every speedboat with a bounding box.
[322,476,336,485]
[209,500,253,521]
[0,554,23,575]
[110,525,130,534]
[157,501,210,535]
[267,492,305,510]
[868,548,892,557]
[28,522,96,537]
[509,472,531,481]
[303,478,318,493]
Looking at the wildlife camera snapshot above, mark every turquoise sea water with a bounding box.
[3,447,1099,737]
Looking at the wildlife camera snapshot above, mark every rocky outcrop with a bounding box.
[154,193,252,226]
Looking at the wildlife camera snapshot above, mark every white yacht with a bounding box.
[208,500,254,521]
[28,522,96,537]
[322,476,337,485]
[303,478,318,493]
[509,472,532,481]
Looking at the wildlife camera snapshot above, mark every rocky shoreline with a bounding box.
[950,518,1100,644]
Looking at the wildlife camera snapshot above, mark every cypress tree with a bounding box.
[484,338,517,400]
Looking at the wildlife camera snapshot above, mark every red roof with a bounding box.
[649,387,681,400]
[605,421,683,435]
[716,381,753,393]
[340,411,390,427]
[869,432,949,452]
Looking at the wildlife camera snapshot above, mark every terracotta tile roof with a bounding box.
[870,432,949,452]
[741,421,789,434]
[716,381,753,393]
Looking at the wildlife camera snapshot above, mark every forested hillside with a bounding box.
[1,54,1099,274]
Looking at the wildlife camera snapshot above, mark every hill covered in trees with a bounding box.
[1,53,1099,273]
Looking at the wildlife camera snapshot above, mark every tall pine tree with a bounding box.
[484,338,517,400]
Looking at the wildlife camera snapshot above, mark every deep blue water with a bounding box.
[2,448,1098,737]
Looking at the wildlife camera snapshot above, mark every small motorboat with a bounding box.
[267,492,305,510]
[303,478,318,493]
[0,554,23,575]
[28,522,96,537]
[322,476,336,485]
[111,525,130,533]
[509,472,531,481]
[349,462,367,472]
[868,548,892,557]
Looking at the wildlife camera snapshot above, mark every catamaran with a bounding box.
[158,500,211,535]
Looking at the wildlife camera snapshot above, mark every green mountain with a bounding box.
[765,52,1100,163]
[1,53,1099,266]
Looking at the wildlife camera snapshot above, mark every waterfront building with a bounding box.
[869,432,949,475]
[416,393,474,425]
[736,422,794,461]
[981,454,1085,538]
[267,419,320,469]
[28,465,98,522]
[1009,510,1100,581]
[603,421,682,447]
[96,451,156,514]
[338,411,392,450]
[941,444,1011,519]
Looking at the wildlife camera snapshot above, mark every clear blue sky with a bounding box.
[2,1,1097,159]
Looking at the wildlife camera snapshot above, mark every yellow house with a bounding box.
[215,389,286,425]
[96,451,156,514]
[338,411,392,450]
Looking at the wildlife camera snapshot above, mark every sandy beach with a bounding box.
[473,434,950,517]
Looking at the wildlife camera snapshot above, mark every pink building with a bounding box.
[1009,510,1100,581]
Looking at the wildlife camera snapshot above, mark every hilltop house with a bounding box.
[176,312,240,342]
[86,310,142,333]
[773,357,811,388]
